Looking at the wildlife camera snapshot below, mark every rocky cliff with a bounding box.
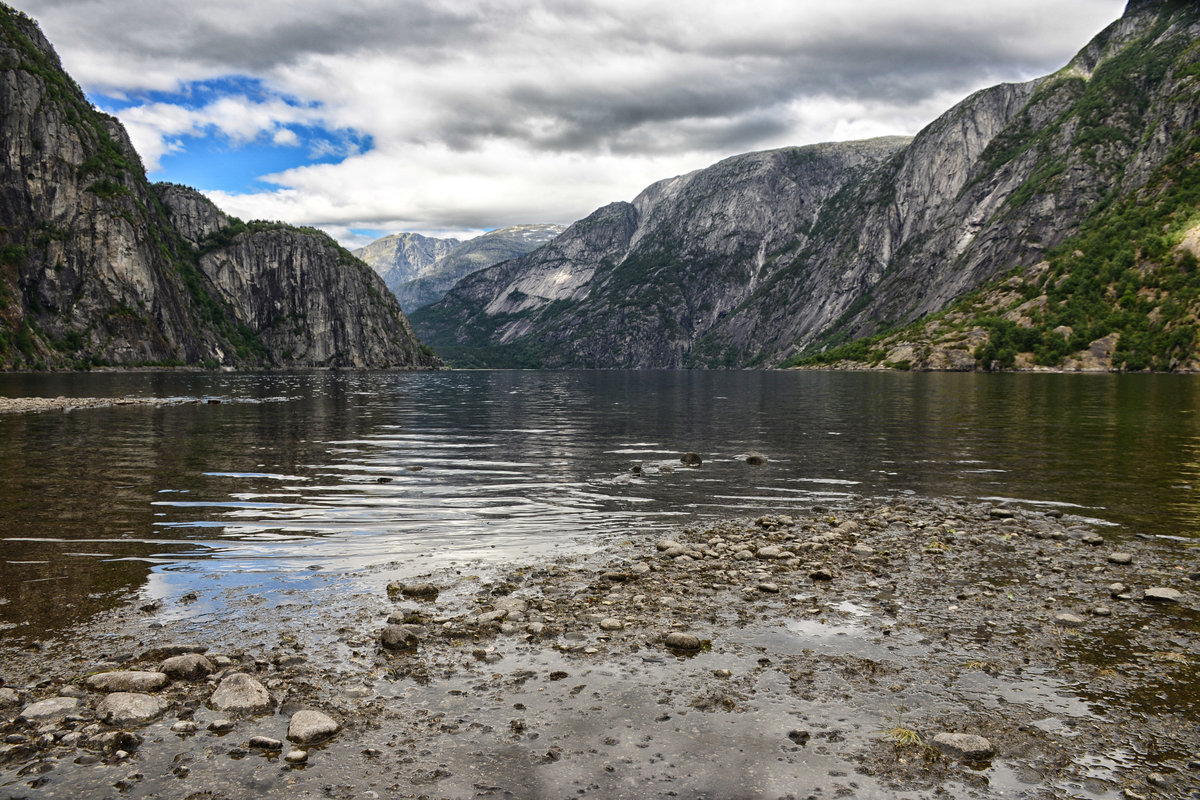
[0,6,437,370]
[352,232,460,297]
[413,0,1200,369]
[391,224,563,312]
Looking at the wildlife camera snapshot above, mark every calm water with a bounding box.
[1,369,1198,637]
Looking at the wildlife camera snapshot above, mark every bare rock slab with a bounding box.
[19,696,78,724]
[1144,587,1184,603]
[160,653,215,681]
[287,710,340,744]
[97,692,166,727]
[932,732,995,761]
[209,673,273,716]
[86,671,168,693]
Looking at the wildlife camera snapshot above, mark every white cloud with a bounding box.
[19,0,1127,243]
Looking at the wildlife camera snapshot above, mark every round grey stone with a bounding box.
[599,618,623,631]
[209,673,273,716]
[287,710,340,744]
[285,749,308,764]
[96,692,166,727]
[1107,552,1133,565]
[664,632,702,651]
[380,624,419,651]
[160,654,215,681]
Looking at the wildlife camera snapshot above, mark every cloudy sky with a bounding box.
[19,0,1124,246]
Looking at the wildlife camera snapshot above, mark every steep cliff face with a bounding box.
[414,0,1200,369]
[391,224,563,312]
[353,232,460,296]
[0,6,436,370]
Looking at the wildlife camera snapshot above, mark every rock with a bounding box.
[18,697,78,724]
[788,729,811,745]
[657,539,682,552]
[380,625,420,651]
[171,721,197,734]
[1109,582,1129,597]
[285,749,308,764]
[664,632,702,651]
[680,452,703,467]
[599,618,624,631]
[756,546,784,559]
[85,671,168,693]
[630,562,651,576]
[160,654,215,681]
[1143,587,1183,603]
[931,732,995,761]
[287,710,340,744]
[1147,772,1171,788]
[1081,533,1104,546]
[988,508,1015,519]
[810,568,835,582]
[1091,606,1112,617]
[207,719,235,733]
[733,550,755,562]
[0,688,18,708]
[1053,613,1086,626]
[757,582,781,593]
[249,736,283,751]
[1107,552,1133,565]
[209,674,273,716]
[401,582,440,598]
[137,643,208,661]
[96,693,166,726]
[745,454,767,465]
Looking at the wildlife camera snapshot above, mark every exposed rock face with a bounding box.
[413,1,1200,369]
[353,232,460,291]
[391,224,563,312]
[0,8,437,371]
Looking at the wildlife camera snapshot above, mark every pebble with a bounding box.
[285,749,308,764]
[287,710,341,745]
[756,582,780,593]
[207,719,235,733]
[1143,587,1183,603]
[810,568,834,582]
[599,618,624,631]
[86,671,168,693]
[663,632,702,651]
[171,721,198,734]
[1091,606,1112,617]
[1107,552,1133,565]
[96,692,167,726]
[931,732,995,761]
[1147,772,1171,788]
[1053,613,1086,626]
[209,673,273,716]
[1109,582,1129,597]
[1081,533,1104,545]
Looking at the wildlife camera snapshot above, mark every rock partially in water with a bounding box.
[664,632,702,651]
[1107,552,1134,565]
[285,749,308,764]
[248,735,283,751]
[745,454,768,465]
[381,625,420,651]
[209,673,273,716]
[599,618,623,631]
[931,732,995,761]
[160,653,214,681]
[97,692,166,726]
[1143,587,1183,603]
[18,697,77,724]
[85,671,167,693]
[287,710,340,744]
[680,452,703,467]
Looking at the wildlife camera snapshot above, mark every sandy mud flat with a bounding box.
[0,496,1196,799]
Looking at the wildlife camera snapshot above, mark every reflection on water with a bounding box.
[1,370,1198,637]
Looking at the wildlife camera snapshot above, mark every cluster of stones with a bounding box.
[0,645,339,768]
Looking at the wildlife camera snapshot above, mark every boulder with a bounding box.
[209,673,273,715]
[97,693,166,727]
[19,696,78,724]
[380,625,420,651]
[86,671,167,693]
[664,632,702,651]
[287,710,340,744]
[160,653,215,681]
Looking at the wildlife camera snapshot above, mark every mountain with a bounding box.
[352,232,460,295]
[391,224,564,312]
[0,6,437,371]
[412,0,1200,370]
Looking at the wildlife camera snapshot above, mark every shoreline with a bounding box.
[0,495,1196,798]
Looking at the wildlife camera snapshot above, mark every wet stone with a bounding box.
[599,618,623,631]
[19,697,77,725]
[1107,552,1134,565]
[0,688,18,708]
[209,673,273,716]
[931,732,995,761]
[207,719,235,733]
[285,749,308,764]
[680,452,703,466]
[171,721,197,734]
[380,624,420,651]
[1109,582,1129,597]
[664,632,702,651]
[1091,606,1112,617]
[1143,587,1183,603]
[248,735,283,751]
[287,710,340,745]
[160,653,214,681]
[97,693,166,727]
[810,568,835,582]
[86,671,167,693]
[1053,613,1086,626]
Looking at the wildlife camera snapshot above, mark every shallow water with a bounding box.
[1,369,1197,638]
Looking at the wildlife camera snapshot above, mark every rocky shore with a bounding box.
[0,496,1196,799]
